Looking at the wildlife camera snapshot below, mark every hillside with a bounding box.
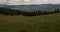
[0,4,60,12]
[0,13,60,32]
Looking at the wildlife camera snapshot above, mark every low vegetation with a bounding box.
[0,13,60,32]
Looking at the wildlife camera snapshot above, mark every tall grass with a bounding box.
[0,13,60,32]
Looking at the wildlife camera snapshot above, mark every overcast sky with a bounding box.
[0,0,60,5]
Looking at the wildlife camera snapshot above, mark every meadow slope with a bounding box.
[0,13,60,32]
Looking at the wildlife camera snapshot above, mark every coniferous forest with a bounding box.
[0,7,60,16]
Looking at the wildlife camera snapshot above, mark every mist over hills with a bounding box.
[0,4,60,12]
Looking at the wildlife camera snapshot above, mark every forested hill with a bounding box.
[0,7,21,16]
[0,7,60,16]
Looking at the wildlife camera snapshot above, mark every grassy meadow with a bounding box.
[0,13,60,32]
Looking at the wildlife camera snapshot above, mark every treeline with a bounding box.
[0,7,60,16]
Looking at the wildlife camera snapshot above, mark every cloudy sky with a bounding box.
[0,0,60,5]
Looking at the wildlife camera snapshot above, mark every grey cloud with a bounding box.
[0,0,60,5]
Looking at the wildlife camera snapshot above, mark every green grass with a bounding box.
[0,13,60,32]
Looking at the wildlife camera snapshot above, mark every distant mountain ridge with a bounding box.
[0,4,60,12]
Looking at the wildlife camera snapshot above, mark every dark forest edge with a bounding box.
[0,7,60,16]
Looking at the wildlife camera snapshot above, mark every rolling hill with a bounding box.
[0,4,60,32]
[0,4,60,12]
